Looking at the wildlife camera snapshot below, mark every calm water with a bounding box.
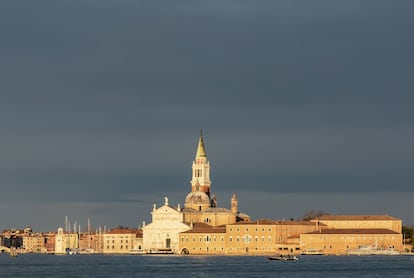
[1,254,414,278]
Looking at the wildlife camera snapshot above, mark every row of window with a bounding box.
[181,235,273,243]
[181,236,225,242]
[106,240,129,243]
[105,245,129,250]
[229,227,273,232]
[229,236,272,243]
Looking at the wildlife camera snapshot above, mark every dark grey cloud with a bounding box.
[1,0,413,230]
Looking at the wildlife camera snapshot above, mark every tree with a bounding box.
[301,210,329,221]
[402,225,413,244]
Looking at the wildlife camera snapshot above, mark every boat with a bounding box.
[268,255,298,261]
[147,248,174,254]
[10,247,18,258]
[128,249,146,255]
[79,248,96,255]
[301,249,323,255]
[347,245,400,256]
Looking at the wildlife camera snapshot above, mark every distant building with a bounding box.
[142,132,249,253]
[44,232,56,253]
[178,219,324,255]
[102,227,142,254]
[142,198,191,253]
[311,214,402,233]
[54,228,79,254]
[301,215,404,255]
[22,232,45,253]
[182,132,249,226]
[179,223,226,255]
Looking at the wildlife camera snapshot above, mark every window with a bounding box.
[243,235,252,243]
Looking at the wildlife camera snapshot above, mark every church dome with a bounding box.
[185,191,210,205]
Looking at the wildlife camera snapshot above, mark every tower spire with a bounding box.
[195,130,207,158]
[190,131,211,196]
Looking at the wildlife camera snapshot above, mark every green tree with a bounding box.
[301,210,329,221]
[402,225,413,244]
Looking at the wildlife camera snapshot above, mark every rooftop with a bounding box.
[313,215,400,221]
[229,219,327,226]
[106,228,142,235]
[305,228,400,235]
[181,223,226,234]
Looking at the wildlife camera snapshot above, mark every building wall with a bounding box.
[142,202,191,253]
[301,232,403,255]
[102,229,141,254]
[22,233,45,253]
[312,218,402,233]
[202,212,237,227]
[54,228,79,254]
[184,211,237,227]
[79,233,100,252]
[179,232,226,255]
[225,221,321,255]
[44,233,56,253]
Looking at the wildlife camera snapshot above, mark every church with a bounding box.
[142,132,249,253]
[182,132,249,226]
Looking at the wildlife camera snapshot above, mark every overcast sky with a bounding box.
[1,0,413,231]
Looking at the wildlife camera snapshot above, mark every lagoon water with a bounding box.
[1,254,414,278]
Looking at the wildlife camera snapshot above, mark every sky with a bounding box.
[1,0,413,231]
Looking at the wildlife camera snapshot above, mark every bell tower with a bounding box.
[191,130,211,197]
[231,193,238,214]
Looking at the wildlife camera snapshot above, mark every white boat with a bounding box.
[79,248,96,255]
[268,255,298,261]
[301,249,323,255]
[128,249,146,255]
[347,245,400,256]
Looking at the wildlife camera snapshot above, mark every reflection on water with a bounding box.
[0,254,414,278]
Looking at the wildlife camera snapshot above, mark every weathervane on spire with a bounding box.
[200,129,203,137]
